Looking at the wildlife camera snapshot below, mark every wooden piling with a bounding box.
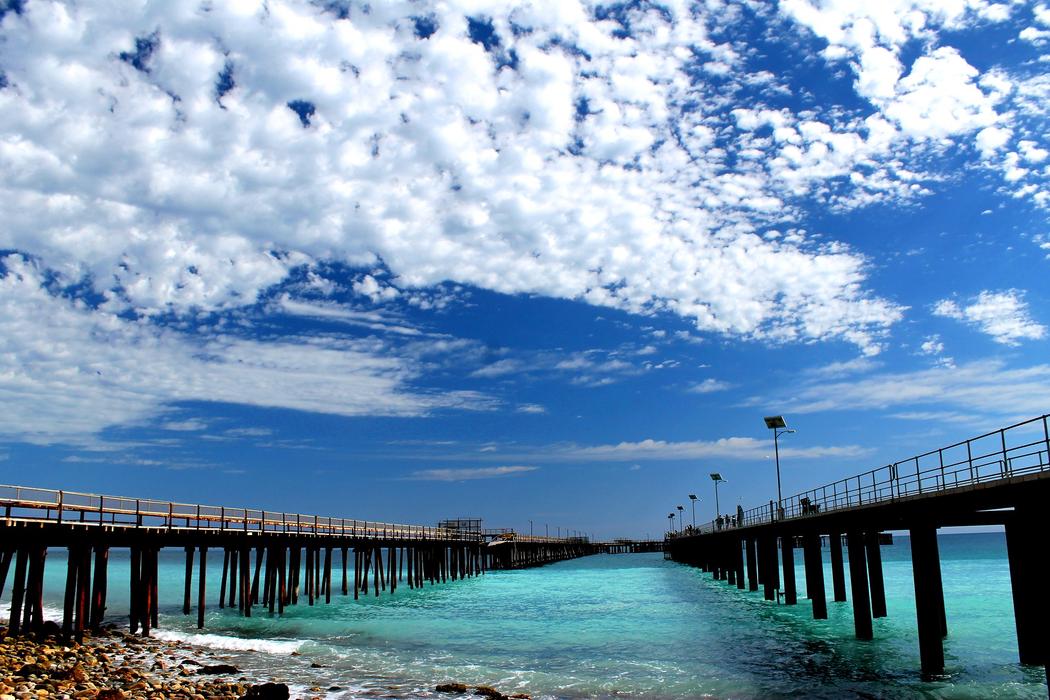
[865,531,887,619]
[197,547,208,629]
[90,546,109,632]
[910,524,945,675]
[183,547,194,615]
[8,547,28,635]
[803,533,827,620]
[846,531,873,640]
[781,536,797,605]
[62,547,78,639]
[341,547,348,596]
[219,549,229,609]
[1006,512,1043,666]
[251,546,264,605]
[746,537,758,592]
[829,531,847,602]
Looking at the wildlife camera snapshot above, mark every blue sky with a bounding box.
[1,0,1048,539]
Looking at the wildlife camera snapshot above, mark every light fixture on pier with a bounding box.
[710,473,725,522]
[676,505,684,533]
[764,415,796,519]
[688,494,698,529]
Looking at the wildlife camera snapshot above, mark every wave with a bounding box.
[151,628,306,655]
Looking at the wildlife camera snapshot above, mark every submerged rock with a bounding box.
[199,663,240,675]
[474,686,509,700]
[240,682,290,699]
[435,682,469,693]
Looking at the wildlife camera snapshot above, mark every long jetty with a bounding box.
[665,413,1050,683]
[0,487,597,641]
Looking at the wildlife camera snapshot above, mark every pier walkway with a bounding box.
[665,413,1050,683]
[0,487,595,640]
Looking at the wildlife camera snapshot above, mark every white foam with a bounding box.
[151,628,305,655]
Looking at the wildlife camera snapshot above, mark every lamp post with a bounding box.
[667,512,675,536]
[764,415,796,519]
[710,473,725,520]
[676,505,684,533]
[529,520,533,538]
[688,494,697,528]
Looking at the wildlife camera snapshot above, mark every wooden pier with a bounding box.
[665,414,1050,685]
[0,488,596,640]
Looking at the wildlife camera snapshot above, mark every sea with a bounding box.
[5,531,1047,699]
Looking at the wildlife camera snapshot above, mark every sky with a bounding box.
[0,0,1048,540]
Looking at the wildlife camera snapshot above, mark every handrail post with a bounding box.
[136,498,141,527]
[1000,428,1009,477]
[244,508,248,532]
[221,506,225,530]
[168,502,173,531]
[261,510,266,533]
[967,439,974,482]
[196,504,201,530]
[57,490,64,524]
[938,449,945,489]
[915,456,922,494]
[1043,415,1050,470]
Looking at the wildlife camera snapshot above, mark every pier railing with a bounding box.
[0,485,479,541]
[676,413,1050,536]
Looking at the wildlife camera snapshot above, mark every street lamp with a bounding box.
[764,415,796,519]
[688,494,698,528]
[529,520,533,538]
[676,505,684,533]
[667,512,675,535]
[710,473,725,520]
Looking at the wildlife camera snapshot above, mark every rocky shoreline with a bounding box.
[0,625,531,700]
[0,625,299,700]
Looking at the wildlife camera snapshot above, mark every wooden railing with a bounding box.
[0,484,477,541]
[669,413,1050,537]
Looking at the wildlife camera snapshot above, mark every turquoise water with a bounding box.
[7,532,1048,698]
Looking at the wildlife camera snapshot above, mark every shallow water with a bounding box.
[7,532,1048,698]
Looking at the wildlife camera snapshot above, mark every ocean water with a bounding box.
[5,532,1048,699]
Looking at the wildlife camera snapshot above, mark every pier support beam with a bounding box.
[803,533,827,619]
[910,525,945,675]
[829,531,847,603]
[1006,510,1047,668]
[746,537,758,592]
[846,531,873,640]
[865,531,887,619]
[781,536,797,605]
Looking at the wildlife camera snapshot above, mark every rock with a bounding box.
[67,664,88,683]
[308,663,324,669]
[327,687,342,692]
[39,622,62,639]
[96,690,126,700]
[474,686,509,700]
[14,664,48,678]
[435,683,469,693]
[198,664,239,675]
[239,682,289,700]
[508,695,531,699]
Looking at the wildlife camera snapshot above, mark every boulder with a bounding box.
[435,682,469,693]
[240,682,290,700]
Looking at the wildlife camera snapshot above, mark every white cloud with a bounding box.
[516,403,547,414]
[561,437,869,462]
[405,465,538,481]
[0,255,493,444]
[687,378,732,394]
[772,359,1050,421]
[0,0,910,356]
[919,334,944,355]
[160,419,209,432]
[933,290,1046,344]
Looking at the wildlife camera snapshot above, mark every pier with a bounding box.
[665,414,1050,683]
[0,487,596,640]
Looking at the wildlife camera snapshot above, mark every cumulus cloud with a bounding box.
[687,378,732,394]
[933,290,1046,344]
[0,0,910,357]
[405,465,538,481]
[561,437,869,462]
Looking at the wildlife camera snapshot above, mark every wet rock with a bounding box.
[96,690,126,700]
[14,664,48,678]
[239,682,289,699]
[474,686,509,700]
[508,695,531,699]
[435,683,469,693]
[38,622,61,639]
[198,664,239,675]
[308,662,324,669]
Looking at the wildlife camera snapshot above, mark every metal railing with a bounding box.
[0,485,480,542]
[671,413,1050,537]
